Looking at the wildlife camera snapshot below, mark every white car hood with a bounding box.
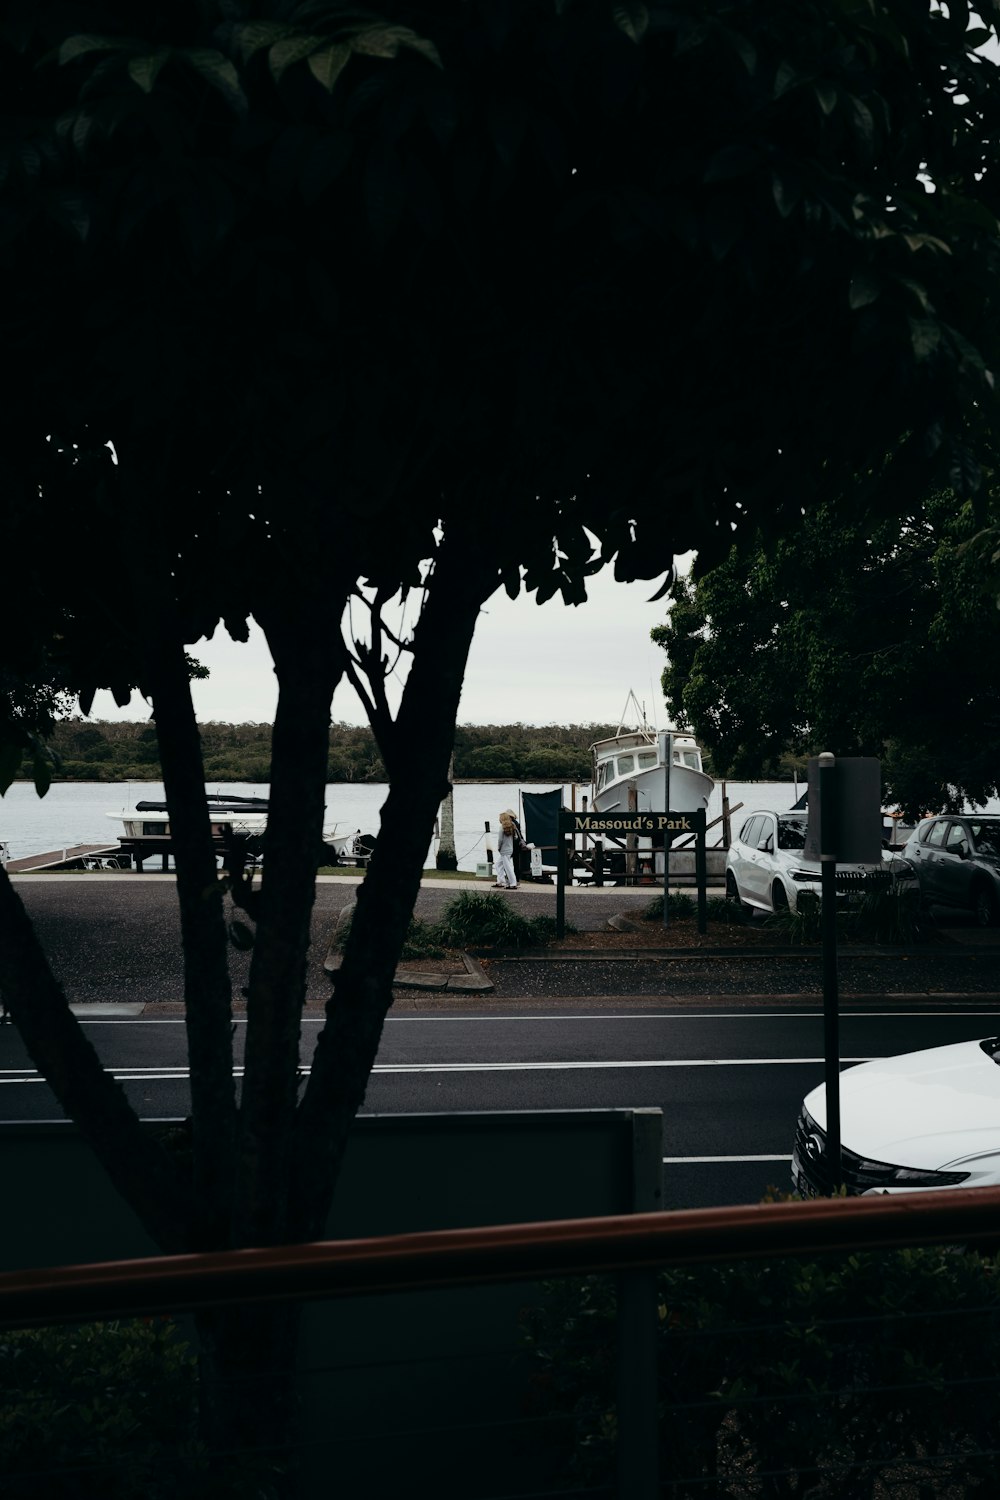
[804,1039,1000,1170]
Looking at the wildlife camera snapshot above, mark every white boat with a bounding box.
[590,693,713,816]
[108,794,364,864]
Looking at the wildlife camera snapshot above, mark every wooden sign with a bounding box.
[559,810,706,837]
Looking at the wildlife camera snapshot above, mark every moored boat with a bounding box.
[108,794,364,869]
[590,692,713,816]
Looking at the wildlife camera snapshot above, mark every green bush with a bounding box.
[434,891,573,949]
[522,1239,1000,1497]
[0,1319,200,1499]
[642,893,749,927]
[641,892,696,922]
[397,916,449,960]
[769,883,924,946]
[847,881,925,944]
[768,888,824,944]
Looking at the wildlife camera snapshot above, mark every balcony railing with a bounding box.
[3,1187,1000,1498]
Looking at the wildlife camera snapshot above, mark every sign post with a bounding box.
[805,754,882,1192]
[662,732,673,931]
[558,810,707,937]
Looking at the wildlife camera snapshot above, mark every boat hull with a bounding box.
[591,762,714,816]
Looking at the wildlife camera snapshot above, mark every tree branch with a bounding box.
[290,531,496,1240]
[0,867,192,1251]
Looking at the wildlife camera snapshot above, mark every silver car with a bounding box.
[903,814,1000,927]
[725,809,908,915]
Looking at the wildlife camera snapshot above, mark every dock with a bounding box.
[3,844,125,873]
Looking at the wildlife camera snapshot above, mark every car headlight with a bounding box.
[790,868,820,881]
[854,1159,971,1188]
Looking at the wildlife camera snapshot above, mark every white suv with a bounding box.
[725,809,908,915]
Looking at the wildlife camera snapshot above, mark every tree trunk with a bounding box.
[436,753,458,870]
[235,599,348,1248]
[195,1301,304,1498]
[190,594,348,1492]
[145,629,237,1250]
[291,540,496,1240]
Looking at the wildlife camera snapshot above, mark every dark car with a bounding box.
[903,814,1000,927]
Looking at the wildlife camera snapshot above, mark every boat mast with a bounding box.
[616,688,654,738]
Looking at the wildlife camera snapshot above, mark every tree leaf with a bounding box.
[26,735,56,798]
[58,34,127,67]
[849,270,881,309]
[229,21,296,64]
[307,43,352,93]
[127,50,170,95]
[50,189,91,241]
[773,60,799,98]
[909,317,941,359]
[183,48,247,116]
[614,3,649,43]
[902,231,952,255]
[268,34,326,82]
[0,739,22,796]
[814,80,838,115]
[351,24,442,68]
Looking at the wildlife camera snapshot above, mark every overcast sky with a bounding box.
[85,561,686,729]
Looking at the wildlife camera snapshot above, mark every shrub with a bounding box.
[0,1319,200,1499]
[704,894,748,924]
[769,883,924,946]
[641,893,696,922]
[522,1239,1000,1497]
[435,891,572,949]
[397,916,449,960]
[642,893,749,927]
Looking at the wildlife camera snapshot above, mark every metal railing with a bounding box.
[3,1187,1000,1497]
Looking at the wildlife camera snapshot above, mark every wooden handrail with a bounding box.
[3,1187,1000,1328]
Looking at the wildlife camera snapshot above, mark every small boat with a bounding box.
[108,794,365,867]
[590,692,714,816]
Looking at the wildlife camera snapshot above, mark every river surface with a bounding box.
[0,778,814,870]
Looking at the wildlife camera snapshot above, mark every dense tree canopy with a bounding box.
[654,491,1000,816]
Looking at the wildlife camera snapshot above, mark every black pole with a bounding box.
[696,824,707,935]
[662,733,672,930]
[819,752,842,1190]
[556,832,566,938]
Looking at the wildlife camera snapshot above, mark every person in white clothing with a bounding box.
[494,809,521,889]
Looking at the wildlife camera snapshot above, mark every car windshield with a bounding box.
[777,819,808,850]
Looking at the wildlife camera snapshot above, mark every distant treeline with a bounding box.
[27,719,614,784]
[24,719,808,784]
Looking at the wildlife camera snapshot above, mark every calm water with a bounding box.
[0,778,812,870]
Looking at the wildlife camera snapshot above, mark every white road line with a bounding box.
[60,1011,998,1025]
[664,1153,793,1164]
[0,1056,871,1085]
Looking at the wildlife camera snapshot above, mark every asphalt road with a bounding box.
[5,875,998,1210]
[3,1001,997,1208]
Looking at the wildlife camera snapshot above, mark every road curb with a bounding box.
[467,943,987,962]
[323,932,493,993]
